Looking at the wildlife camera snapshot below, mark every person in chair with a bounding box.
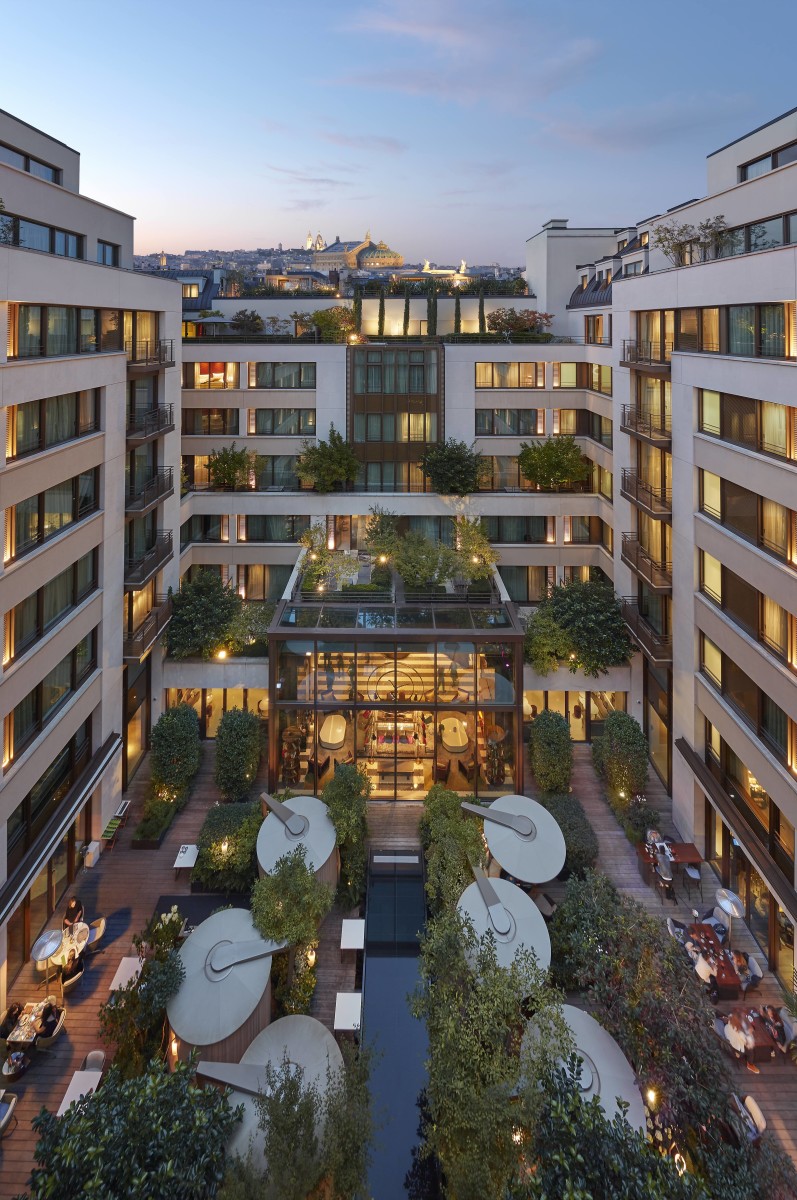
[63,896,84,931]
[35,1002,61,1039]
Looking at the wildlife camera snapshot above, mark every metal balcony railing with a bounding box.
[125,469,174,513]
[620,598,673,663]
[620,535,672,591]
[125,339,175,367]
[620,470,672,516]
[620,404,672,445]
[123,596,172,660]
[124,532,173,588]
[621,339,672,366]
[126,405,175,441]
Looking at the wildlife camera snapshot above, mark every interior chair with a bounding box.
[82,1049,106,1072]
[743,1095,767,1143]
[434,758,450,784]
[702,906,729,943]
[683,864,703,900]
[743,956,764,994]
[0,1093,18,1138]
[61,959,85,995]
[36,1007,66,1051]
[85,917,106,954]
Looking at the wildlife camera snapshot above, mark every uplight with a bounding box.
[216,649,227,660]
[646,1087,657,1106]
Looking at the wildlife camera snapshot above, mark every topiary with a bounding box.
[592,710,648,795]
[528,709,572,793]
[150,704,200,798]
[214,707,261,802]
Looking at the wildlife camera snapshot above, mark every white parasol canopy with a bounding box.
[464,794,566,884]
[199,1015,343,1160]
[524,1004,645,1132]
[257,794,337,877]
[457,876,550,971]
[716,887,745,946]
[167,909,282,1048]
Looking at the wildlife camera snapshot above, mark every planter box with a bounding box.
[131,829,171,850]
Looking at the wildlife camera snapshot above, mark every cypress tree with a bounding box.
[454,293,461,335]
[478,290,486,334]
[403,289,410,337]
[427,286,437,337]
[377,288,385,337]
[353,286,362,332]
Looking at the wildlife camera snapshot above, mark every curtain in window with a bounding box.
[17,306,42,357]
[13,400,41,457]
[728,305,755,356]
[76,550,96,599]
[44,565,75,629]
[274,409,299,434]
[762,498,789,557]
[136,311,156,347]
[43,481,73,538]
[494,363,513,388]
[762,596,788,655]
[762,695,788,755]
[760,304,785,357]
[500,516,527,542]
[274,363,300,388]
[13,496,39,556]
[47,307,77,356]
[42,652,73,718]
[475,363,493,388]
[75,631,95,683]
[425,353,438,393]
[45,393,76,447]
[13,689,39,754]
[366,364,382,392]
[408,516,440,541]
[78,471,96,517]
[79,390,96,433]
[558,410,577,435]
[761,402,787,456]
[498,565,528,602]
[12,594,38,656]
[273,456,297,487]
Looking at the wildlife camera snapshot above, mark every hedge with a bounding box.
[537,792,598,878]
[592,711,648,796]
[528,709,572,793]
[150,705,200,799]
[214,708,262,802]
[191,801,263,893]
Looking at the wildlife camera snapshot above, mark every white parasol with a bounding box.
[257,793,337,877]
[457,874,550,971]
[462,794,566,884]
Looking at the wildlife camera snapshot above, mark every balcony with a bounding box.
[620,404,672,448]
[620,598,673,664]
[123,596,172,661]
[620,470,672,518]
[125,469,174,515]
[125,339,175,370]
[124,532,173,589]
[621,340,672,372]
[126,405,175,444]
[620,534,672,592]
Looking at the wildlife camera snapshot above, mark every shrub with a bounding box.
[537,792,597,877]
[230,308,264,333]
[370,563,392,589]
[251,846,334,947]
[322,764,369,904]
[523,607,573,674]
[528,709,572,793]
[215,708,262,802]
[593,710,648,795]
[363,506,400,559]
[548,580,633,676]
[485,307,553,334]
[206,443,255,490]
[134,797,177,843]
[608,790,660,845]
[192,800,263,893]
[150,704,201,797]
[418,438,486,496]
[168,570,243,660]
[420,785,485,915]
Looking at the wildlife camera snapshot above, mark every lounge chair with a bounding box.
[85,917,106,954]
[779,1006,797,1047]
[82,1049,106,1072]
[61,959,85,994]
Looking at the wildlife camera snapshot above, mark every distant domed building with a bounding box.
[312,231,403,273]
[358,239,403,268]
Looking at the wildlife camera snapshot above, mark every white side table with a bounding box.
[334,992,362,1033]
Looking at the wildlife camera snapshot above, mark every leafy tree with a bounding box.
[485,307,554,335]
[215,707,262,801]
[420,785,485,915]
[322,764,370,904]
[518,435,590,490]
[299,524,358,591]
[377,287,385,336]
[426,287,437,336]
[168,569,243,659]
[98,950,184,1077]
[403,289,411,336]
[251,845,334,948]
[291,306,356,342]
[523,607,573,674]
[592,709,649,795]
[453,292,461,334]
[528,709,572,792]
[207,443,255,490]
[192,800,263,892]
[256,1052,322,1200]
[394,531,453,591]
[478,290,486,333]
[363,505,400,559]
[0,197,12,245]
[296,422,360,492]
[419,438,486,495]
[412,910,569,1200]
[548,578,633,676]
[29,1058,240,1200]
[219,1152,266,1200]
[230,309,264,334]
[454,517,498,582]
[652,214,728,267]
[517,1062,699,1200]
[150,704,201,797]
[353,286,363,332]
[322,1041,376,1200]
[225,599,275,655]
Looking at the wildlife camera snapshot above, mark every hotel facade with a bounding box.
[2,106,797,1000]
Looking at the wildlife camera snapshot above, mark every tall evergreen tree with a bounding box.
[377,287,385,336]
[478,290,486,333]
[403,289,410,336]
[453,292,461,335]
[353,286,362,332]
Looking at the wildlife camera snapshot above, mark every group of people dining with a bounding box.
[716,1005,790,1074]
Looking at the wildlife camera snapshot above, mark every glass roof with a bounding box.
[277,603,516,632]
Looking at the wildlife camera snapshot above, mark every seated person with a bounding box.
[761,1004,788,1053]
[34,1002,61,1039]
[684,940,700,965]
[61,949,83,983]
[0,1003,23,1039]
[725,1012,759,1073]
[63,896,85,931]
[731,951,752,986]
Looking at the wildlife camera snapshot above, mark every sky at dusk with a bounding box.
[4,0,797,263]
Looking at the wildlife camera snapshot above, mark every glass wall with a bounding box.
[270,636,520,799]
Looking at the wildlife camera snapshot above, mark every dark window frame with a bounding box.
[6,390,99,461]
[4,633,97,767]
[5,470,99,563]
[5,550,98,665]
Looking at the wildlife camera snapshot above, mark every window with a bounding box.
[188,362,240,389]
[250,362,316,389]
[699,388,794,459]
[3,632,97,764]
[352,349,437,394]
[182,283,200,298]
[474,362,544,388]
[253,456,300,490]
[475,409,543,436]
[589,364,612,395]
[624,260,642,275]
[5,391,98,460]
[3,549,97,665]
[699,551,722,602]
[0,211,81,257]
[742,154,772,181]
[0,141,60,182]
[4,472,99,563]
[238,515,310,542]
[7,722,91,872]
[97,241,119,266]
[182,408,239,436]
[617,239,627,252]
[6,305,132,359]
[179,515,229,548]
[640,231,649,246]
[250,409,316,436]
[482,516,550,543]
[553,363,577,388]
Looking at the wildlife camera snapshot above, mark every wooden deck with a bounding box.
[534,746,797,1167]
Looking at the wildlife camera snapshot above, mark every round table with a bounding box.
[51,922,89,967]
